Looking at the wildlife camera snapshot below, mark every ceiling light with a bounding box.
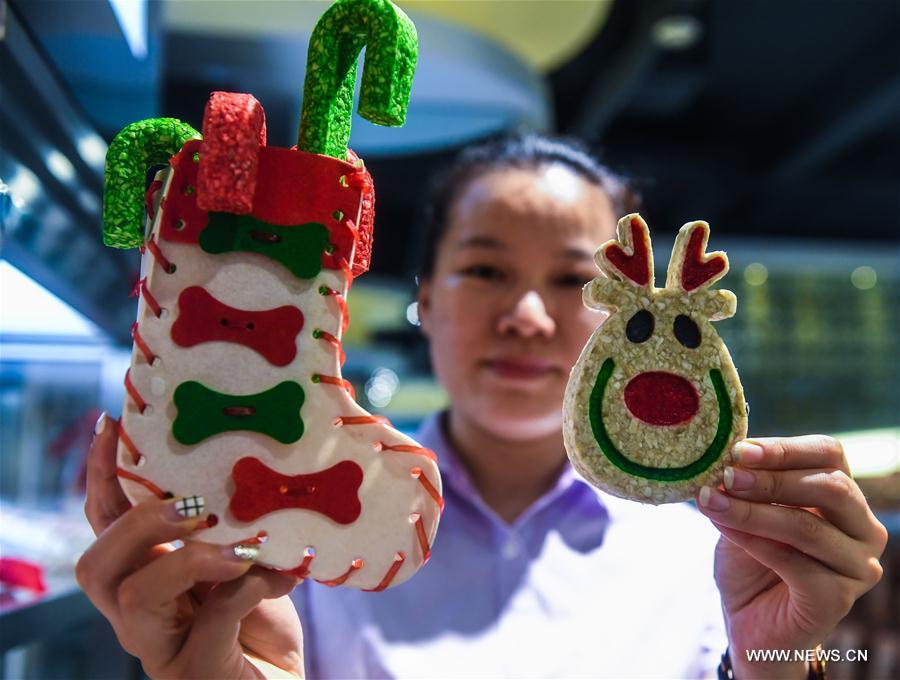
[77,133,108,170]
[46,150,76,183]
[850,266,877,290]
[652,15,703,51]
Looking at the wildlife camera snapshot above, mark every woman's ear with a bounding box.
[416,278,433,338]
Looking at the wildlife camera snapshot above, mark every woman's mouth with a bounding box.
[482,357,561,381]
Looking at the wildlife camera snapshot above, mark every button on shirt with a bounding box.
[292,413,728,679]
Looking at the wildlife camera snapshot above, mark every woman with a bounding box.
[77,134,887,679]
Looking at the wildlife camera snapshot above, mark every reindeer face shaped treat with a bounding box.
[563,214,747,504]
[100,0,442,591]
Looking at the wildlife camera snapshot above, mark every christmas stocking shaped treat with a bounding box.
[101,0,441,590]
[563,214,747,504]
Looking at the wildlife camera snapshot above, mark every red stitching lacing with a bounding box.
[286,550,316,579]
[195,514,219,530]
[346,169,371,191]
[116,467,167,499]
[413,515,432,563]
[313,329,345,366]
[336,254,354,287]
[342,218,360,242]
[145,178,163,221]
[124,369,147,413]
[117,421,141,465]
[313,373,355,400]
[232,531,268,546]
[333,415,389,427]
[318,286,349,334]
[146,236,175,273]
[411,466,444,511]
[317,558,363,587]
[374,442,438,463]
[131,323,156,363]
[138,278,162,318]
[363,552,406,592]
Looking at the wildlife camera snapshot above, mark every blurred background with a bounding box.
[1,0,898,677]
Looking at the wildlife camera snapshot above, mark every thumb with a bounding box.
[186,569,301,672]
[239,589,305,674]
[85,412,131,535]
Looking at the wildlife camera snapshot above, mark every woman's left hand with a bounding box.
[696,435,888,680]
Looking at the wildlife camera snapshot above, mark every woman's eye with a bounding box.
[555,274,593,288]
[460,265,505,281]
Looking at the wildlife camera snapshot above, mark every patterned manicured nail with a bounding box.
[173,495,205,518]
[732,441,764,466]
[699,486,730,511]
[231,544,260,561]
[724,466,755,491]
[94,411,108,436]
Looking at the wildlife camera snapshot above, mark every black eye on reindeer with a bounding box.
[626,309,654,343]
[673,314,701,348]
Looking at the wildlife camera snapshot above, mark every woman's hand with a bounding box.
[696,435,888,680]
[76,412,304,679]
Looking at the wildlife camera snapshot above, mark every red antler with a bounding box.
[599,214,654,287]
[669,222,728,292]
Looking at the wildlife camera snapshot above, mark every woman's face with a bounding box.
[418,164,618,442]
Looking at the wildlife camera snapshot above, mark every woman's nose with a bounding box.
[497,290,556,338]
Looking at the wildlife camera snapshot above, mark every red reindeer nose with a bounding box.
[624,372,699,426]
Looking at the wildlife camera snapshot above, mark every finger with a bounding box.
[711,522,864,625]
[114,541,258,665]
[185,568,300,667]
[723,466,881,543]
[733,435,851,476]
[239,590,304,674]
[697,487,869,580]
[76,496,205,613]
[85,412,131,535]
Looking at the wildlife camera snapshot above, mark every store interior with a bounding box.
[1,1,898,677]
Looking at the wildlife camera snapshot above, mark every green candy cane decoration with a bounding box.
[102,118,201,249]
[298,0,417,159]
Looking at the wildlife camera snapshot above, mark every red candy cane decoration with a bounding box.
[196,92,267,214]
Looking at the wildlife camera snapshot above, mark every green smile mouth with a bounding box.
[588,358,732,482]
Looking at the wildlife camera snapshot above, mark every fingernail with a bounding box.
[733,441,764,466]
[94,411,108,435]
[230,544,260,561]
[724,466,755,491]
[168,495,205,520]
[699,486,730,511]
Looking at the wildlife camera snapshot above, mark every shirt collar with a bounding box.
[415,411,610,526]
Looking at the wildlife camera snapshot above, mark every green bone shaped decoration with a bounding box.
[172,381,305,446]
[199,213,330,280]
[298,0,417,159]
[103,118,201,249]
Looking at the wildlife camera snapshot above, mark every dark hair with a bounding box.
[417,132,640,279]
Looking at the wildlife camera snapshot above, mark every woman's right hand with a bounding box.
[76,412,305,679]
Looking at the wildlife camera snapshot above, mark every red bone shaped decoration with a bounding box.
[229,457,364,524]
[676,223,728,292]
[600,215,653,287]
[170,286,304,366]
